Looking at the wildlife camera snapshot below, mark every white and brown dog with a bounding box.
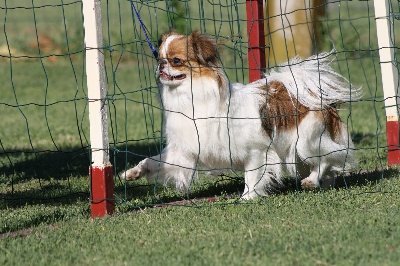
[121,31,359,199]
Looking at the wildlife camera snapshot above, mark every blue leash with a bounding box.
[129,0,159,59]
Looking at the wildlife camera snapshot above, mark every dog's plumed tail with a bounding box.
[267,51,361,109]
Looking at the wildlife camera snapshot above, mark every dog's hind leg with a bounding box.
[301,162,333,189]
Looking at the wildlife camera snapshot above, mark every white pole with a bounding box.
[82,0,110,166]
[374,0,399,121]
[82,0,114,218]
[374,0,400,166]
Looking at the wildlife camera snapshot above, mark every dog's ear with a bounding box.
[190,31,219,66]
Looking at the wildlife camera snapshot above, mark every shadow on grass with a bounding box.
[1,137,397,210]
[0,138,397,235]
[0,141,161,207]
[118,167,398,211]
[352,132,384,147]
[280,167,396,196]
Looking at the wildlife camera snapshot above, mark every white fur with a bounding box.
[121,45,358,199]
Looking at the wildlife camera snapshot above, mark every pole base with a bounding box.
[386,121,400,165]
[90,164,115,218]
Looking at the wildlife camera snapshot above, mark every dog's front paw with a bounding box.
[121,160,148,181]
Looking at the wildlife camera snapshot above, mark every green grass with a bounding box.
[1,0,400,265]
[1,177,400,265]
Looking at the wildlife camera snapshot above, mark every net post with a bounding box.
[246,0,266,82]
[82,0,115,217]
[374,0,400,165]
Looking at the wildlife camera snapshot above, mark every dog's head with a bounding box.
[157,31,222,87]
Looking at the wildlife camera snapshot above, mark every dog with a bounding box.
[121,31,360,199]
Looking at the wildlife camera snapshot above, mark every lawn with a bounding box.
[1,0,400,265]
[1,178,400,265]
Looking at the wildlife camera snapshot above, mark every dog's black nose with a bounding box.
[159,59,167,71]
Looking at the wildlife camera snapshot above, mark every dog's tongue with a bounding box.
[160,71,186,81]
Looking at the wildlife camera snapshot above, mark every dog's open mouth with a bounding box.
[159,71,186,81]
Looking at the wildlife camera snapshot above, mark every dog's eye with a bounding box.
[171,57,183,66]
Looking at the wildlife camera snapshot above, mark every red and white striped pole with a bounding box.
[82,0,115,218]
[246,0,266,83]
[374,0,400,165]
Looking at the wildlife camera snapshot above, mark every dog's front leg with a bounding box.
[241,149,282,200]
[120,157,152,181]
[120,147,196,190]
[121,152,172,181]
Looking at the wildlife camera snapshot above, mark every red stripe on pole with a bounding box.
[386,121,400,165]
[246,0,266,82]
[90,165,115,218]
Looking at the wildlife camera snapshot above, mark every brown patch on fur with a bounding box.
[316,106,343,143]
[188,32,226,89]
[259,81,343,142]
[190,31,219,66]
[260,81,309,138]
